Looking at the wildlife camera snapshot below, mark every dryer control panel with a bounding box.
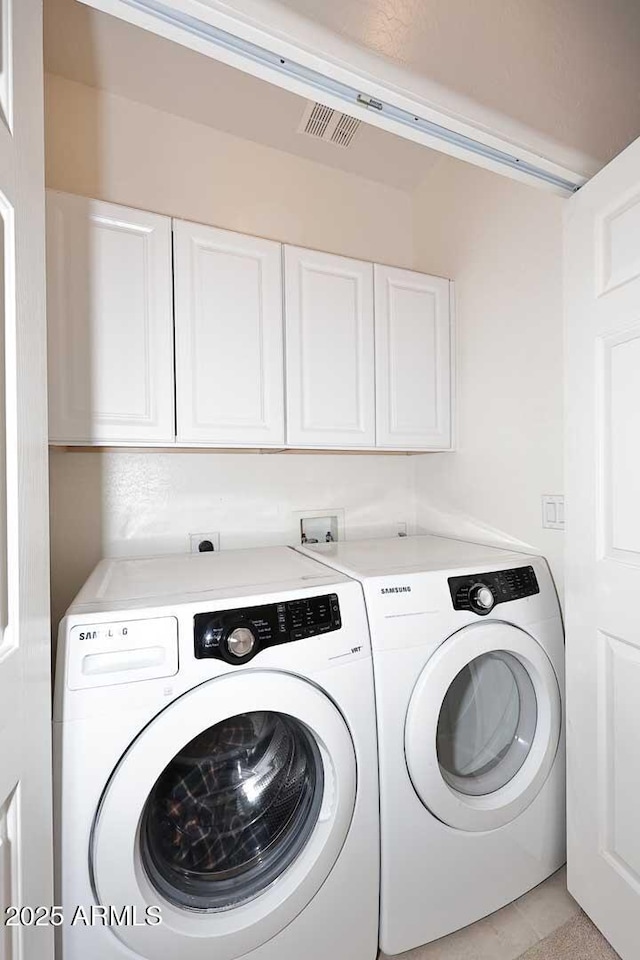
[194,594,342,663]
[448,566,539,616]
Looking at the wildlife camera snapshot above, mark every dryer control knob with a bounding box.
[469,583,495,615]
[223,625,257,662]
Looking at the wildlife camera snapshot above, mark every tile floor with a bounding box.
[379,866,581,960]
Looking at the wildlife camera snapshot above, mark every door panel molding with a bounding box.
[599,323,640,562]
[597,189,640,296]
[600,630,640,892]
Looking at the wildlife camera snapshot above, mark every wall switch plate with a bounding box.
[190,532,220,553]
[293,508,345,545]
[542,495,564,530]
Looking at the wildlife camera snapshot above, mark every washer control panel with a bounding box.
[448,566,539,616]
[194,594,342,662]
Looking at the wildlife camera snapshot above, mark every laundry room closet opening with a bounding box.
[44,2,565,635]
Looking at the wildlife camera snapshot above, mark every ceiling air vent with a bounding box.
[298,101,361,148]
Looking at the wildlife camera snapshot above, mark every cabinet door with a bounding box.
[375,265,451,449]
[285,246,375,448]
[47,192,174,444]
[174,221,284,446]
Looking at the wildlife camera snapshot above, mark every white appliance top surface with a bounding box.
[298,535,538,579]
[68,546,350,611]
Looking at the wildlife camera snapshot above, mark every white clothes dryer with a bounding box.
[53,547,379,960]
[297,535,565,955]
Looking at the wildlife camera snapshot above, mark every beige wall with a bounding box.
[412,157,565,596]
[45,74,418,628]
[44,74,415,266]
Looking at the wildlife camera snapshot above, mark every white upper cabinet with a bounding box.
[47,191,174,444]
[173,221,284,446]
[46,191,453,451]
[284,246,375,448]
[374,265,452,449]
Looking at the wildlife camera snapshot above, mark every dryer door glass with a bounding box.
[436,651,538,796]
[140,711,323,911]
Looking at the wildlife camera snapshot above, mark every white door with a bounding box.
[284,246,375,448]
[47,192,174,445]
[565,133,640,958]
[374,265,452,449]
[90,671,356,960]
[405,622,561,832]
[0,0,54,957]
[174,220,284,446]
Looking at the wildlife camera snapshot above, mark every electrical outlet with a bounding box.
[189,532,220,554]
[541,496,564,530]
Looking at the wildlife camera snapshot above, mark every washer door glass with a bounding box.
[436,651,538,797]
[140,710,323,911]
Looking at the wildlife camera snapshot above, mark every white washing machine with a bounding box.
[53,546,379,960]
[297,535,565,955]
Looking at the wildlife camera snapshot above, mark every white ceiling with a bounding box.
[43,0,441,192]
[276,0,640,167]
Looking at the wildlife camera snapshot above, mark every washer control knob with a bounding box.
[223,625,257,662]
[469,583,495,615]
